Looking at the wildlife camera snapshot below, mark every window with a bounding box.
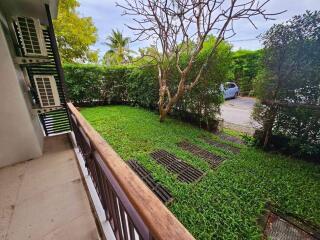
[225,83,236,89]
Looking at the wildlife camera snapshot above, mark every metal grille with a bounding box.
[39,108,70,135]
[217,133,244,144]
[12,9,70,136]
[16,17,46,56]
[150,150,203,183]
[201,137,240,154]
[177,141,225,168]
[264,212,318,240]
[26,29,69,135]
[26,29,66,105]
[127,160,173,204]
[34,75,60,107]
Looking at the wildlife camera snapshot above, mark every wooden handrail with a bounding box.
[67,102,195,240]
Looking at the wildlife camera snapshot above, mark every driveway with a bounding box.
[220,97,259,134]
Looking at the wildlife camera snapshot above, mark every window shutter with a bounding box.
[34,75,61,107]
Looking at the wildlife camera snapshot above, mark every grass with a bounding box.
[81,105,320,240]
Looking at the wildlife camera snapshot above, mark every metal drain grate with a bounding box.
[150,150,204,183]
[217,133,244,144]
[202,137,240,154]
[177,141,225,168]
[264,212,319,240]
[127,160,173,204]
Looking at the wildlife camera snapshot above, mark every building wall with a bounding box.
[0,11,44,168]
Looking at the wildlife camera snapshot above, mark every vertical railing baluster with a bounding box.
[119,202,129,240]
[96,161,110,220]
[106,181,117,231]
[114,197,125,240]
[128,218,136,240]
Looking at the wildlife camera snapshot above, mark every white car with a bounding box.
[221,82,239,99]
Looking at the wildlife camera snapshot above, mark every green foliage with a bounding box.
[103,29,134,65]
[81,105,320,239]
[232,49,262,96]
[63,37,232,128]
[175,37,232,127]
[53,0,98,63]
[63,64,131,104]
[253,11,320,158]
[125,65,159,108]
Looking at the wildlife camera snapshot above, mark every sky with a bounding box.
[77,0,320,58]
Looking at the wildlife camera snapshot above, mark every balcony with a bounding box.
[0,103,194,240]
[0,134,99,240]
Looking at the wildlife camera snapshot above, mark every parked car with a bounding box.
[221,82,239,99]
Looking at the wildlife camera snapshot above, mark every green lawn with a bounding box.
[81,105,320,240]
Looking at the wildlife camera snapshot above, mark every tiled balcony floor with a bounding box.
[0,134,100,240]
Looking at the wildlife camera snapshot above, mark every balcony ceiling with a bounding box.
[0,0,58,24]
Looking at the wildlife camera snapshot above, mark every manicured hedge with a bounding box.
[63,39,232,130]
[63,62,223,130]
[232,50,262,96]
[63,64,132,105]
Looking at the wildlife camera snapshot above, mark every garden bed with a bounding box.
[81,105,320,239]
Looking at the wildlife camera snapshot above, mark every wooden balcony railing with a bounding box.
[67,102,195,240]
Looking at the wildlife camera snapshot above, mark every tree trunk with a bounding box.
[159,107,168,122]
[158,76,186,122]
[262,104,278,148]
[158,98,175,122]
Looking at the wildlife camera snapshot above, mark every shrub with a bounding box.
[232,50,262,96]
[63,64,104,104]
[174,37,232,129]
[253,11,320,160]
[63,37,233,131]
[125,65,158,108]
[63,64,132,105]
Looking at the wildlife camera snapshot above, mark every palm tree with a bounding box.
[103,29,133,65]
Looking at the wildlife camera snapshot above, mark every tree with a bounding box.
[117,0,281,121]
[103,29,134,65]
[53,0,98,63]
[176,36,233,129]
[253,11,320,151]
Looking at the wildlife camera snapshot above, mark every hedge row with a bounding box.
[232,50,262,96]
[63,38,232,130]
[63,64,158,107]
[63,63,224,130]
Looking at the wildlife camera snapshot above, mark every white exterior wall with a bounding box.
[0,12,44,168]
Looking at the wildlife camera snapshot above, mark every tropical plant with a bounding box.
[103,29,134,65]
